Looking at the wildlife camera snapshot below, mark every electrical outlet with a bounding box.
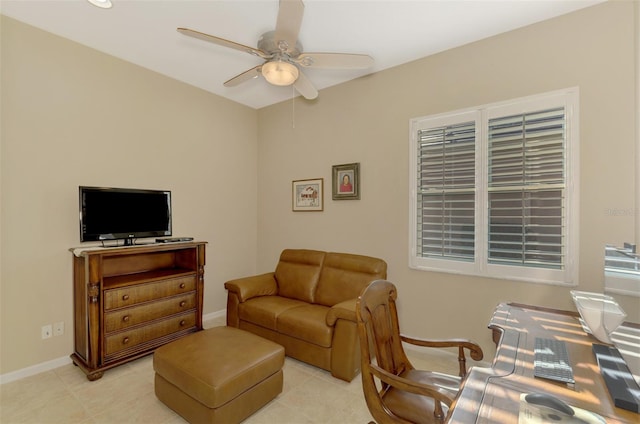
[42,324,52,339]
[54,321,64,336]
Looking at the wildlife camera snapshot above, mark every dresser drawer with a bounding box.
[104,275,196,310]
[104,312,196,356]
[104,293,196,332]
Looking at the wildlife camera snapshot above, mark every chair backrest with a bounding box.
[356,279,414,423]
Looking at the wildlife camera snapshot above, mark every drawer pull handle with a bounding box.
[179,283,186,289]
[180,320,186,326]
[122,294,130,301]
[179,301,187,307]
[122,315,130,322]
[122,337,130,345]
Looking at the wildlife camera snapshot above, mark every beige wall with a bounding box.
[0,16,259,374]
[1,0,637,376]
[257,1,638,358]
[636,0,640,245]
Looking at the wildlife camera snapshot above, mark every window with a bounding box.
[604,243,640,297]
[409,89,579,285]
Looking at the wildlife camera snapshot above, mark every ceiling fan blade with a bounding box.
[295,53,374,69]
[274,0,304,53]
[293,70,318,100]
[177,28,270,59]
[224,65,262,87]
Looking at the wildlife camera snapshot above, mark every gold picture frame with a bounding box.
[332,163,360,200]
[292,178,324,211]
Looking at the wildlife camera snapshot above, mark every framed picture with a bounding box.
[332,163,360,200]
[292,178,323,211]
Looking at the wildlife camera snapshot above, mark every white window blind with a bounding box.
[410,89,578,285]
[417,121,476,261]
[487,108,565,269]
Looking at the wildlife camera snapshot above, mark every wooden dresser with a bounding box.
[70,241,206,380]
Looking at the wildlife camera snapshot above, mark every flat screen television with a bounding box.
[79,186,172,245]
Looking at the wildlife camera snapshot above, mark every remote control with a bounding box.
[156,237,194,243]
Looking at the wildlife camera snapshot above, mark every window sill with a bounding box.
[605,272,640,298]
[409,262,577,287]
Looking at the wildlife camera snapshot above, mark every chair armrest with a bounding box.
[370,363,457,405]
[400,335,484,377]
[326,299,357,326]
[400,335,484,360]
[224,272,278,303]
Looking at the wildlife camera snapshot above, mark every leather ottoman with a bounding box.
[153,326,284,424]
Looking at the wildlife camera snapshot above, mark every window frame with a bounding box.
[409,88,579,286]
[604,244,640,297]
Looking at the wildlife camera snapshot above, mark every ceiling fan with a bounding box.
[177,0,374,100]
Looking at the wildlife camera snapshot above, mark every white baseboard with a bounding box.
[0,308,228,385]
[203,309,226,323]
[0,356,72,385]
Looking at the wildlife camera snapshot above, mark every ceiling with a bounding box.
[1,0,603,109]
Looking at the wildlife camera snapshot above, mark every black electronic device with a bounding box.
[156,237,193,243]
[593,343,640,413]
[79,186,172,245]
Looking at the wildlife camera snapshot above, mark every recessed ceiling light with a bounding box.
[87,0,113,9]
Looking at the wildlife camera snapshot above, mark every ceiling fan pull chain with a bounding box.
[291,85,296,129]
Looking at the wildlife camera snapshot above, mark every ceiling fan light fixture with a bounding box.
[261,60,299,86]
[87,0,113,9]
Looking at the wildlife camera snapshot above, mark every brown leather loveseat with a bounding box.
[225,249,387,382]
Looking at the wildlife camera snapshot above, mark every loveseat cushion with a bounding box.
[238,296,308,330]
[276,304,333,347]
[274,249,325,303]
[315,252,387,307]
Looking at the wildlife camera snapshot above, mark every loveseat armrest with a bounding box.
[326,299,357,326]
[224,272,278,303]
[328,299,361,381]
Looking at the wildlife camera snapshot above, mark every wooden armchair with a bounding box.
[355,280,484,424]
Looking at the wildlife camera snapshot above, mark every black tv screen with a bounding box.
[80,186,172,244]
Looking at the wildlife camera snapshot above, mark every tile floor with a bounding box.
[0,317,465,424]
